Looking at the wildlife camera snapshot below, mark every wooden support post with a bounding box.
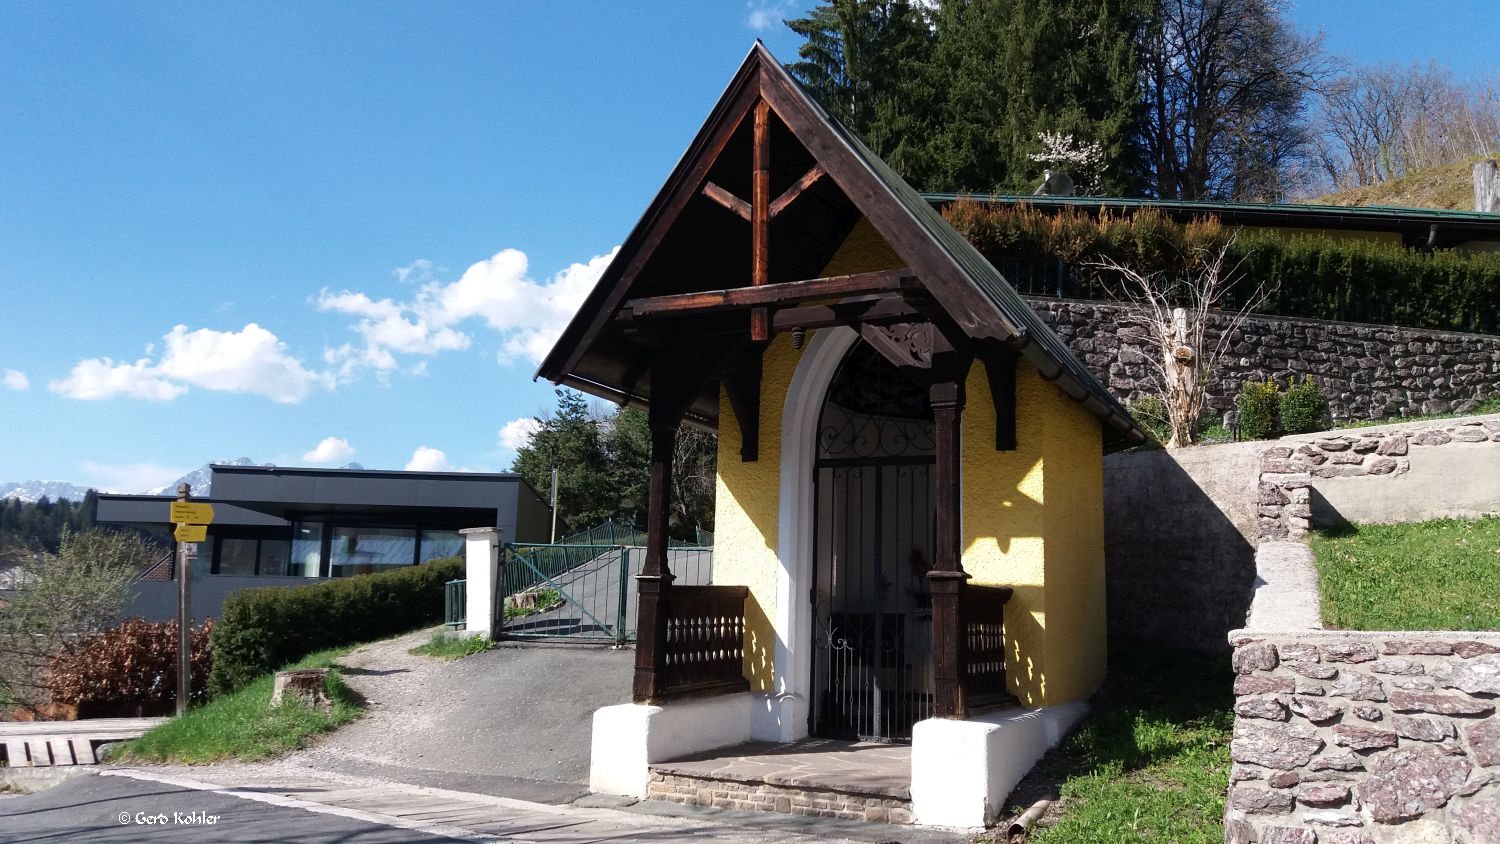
[722,345,763,462]
[981,347,1019,451]
[632,416,678,703]
[928,376,970,719]
[750,99,770,342]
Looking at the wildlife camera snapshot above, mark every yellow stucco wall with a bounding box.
[711,216,1108,707]
[961,359,1107,706]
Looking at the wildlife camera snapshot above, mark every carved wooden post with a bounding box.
[633,419,677,702]
[928,377,970,719]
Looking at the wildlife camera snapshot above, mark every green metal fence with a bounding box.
[444,578,466,628]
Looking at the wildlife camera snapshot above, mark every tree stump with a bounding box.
[271,668,331,710]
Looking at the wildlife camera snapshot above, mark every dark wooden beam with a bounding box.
[926,352,974,720]
[722,346,763,462]
[617,268,916,320]
[750,99,771,342]
[701,181,751,221]
[769,295,927,333]
[769,165,825,219]
[979,346,1018,451]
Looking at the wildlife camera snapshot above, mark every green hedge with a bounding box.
[1280,376,1329,434]
[943,200,1500,334]
[208,557,463,696]
[1237,380,1282,441]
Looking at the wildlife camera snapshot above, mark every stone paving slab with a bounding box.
[650,738,912,799]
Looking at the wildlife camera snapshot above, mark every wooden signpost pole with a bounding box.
[175,483,191,717]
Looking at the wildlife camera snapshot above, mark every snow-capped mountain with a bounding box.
[0,480,98,503]
[4,458,371,503]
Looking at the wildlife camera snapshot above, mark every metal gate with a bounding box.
[498,521,712,643]
[811,341,937,742]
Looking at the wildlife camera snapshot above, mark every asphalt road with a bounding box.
[0,774,460,843]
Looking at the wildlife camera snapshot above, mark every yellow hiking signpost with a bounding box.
[172,488,214,717]
[173,524,207,543]
[169,501,215,525]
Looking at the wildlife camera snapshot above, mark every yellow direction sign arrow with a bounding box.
[169,501,215,525]
[174,524,207,543]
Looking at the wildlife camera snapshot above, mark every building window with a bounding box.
[218,538,258,577]
[291,522,324,578]
[259,539,291,577]
[419,530,464,562]
[330,526,416,577]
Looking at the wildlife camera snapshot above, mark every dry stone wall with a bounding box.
[1228,632,1500,843]
[1028,299,1500,422]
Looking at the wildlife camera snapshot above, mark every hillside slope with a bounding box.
[1308,157,1489,211]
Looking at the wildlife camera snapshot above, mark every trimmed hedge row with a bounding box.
[208,556,462,696]
[943,200,1500,334]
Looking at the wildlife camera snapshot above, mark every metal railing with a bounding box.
[444,578,467,627]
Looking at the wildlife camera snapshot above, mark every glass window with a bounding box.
[218,539,258,577]
[291,522,324,578]
[258,539,291,577]
[419,530,464,562]
[330,526,415,577]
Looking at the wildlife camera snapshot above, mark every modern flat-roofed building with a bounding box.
[97,464,550,618]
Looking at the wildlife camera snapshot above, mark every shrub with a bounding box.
[1237,380,1282,440]
[1128,395,1173,444]
[1280,376,1329,434]
[49,618,213,716]
[209,557,462,696]
[941,200,1500,333]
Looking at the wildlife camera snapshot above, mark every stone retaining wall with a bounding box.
[1257,417,1500,539]
[1227,631,1500,843]
[645,772,913,824]
[1028,299,1500,422]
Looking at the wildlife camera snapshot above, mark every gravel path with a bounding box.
[287,627,634,798]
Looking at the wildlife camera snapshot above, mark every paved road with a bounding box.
[0,773,460,843]
[290,629,633,793]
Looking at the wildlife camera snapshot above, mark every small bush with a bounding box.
[1280,376,1329,434]
[1237,380,1282,440]
[1128,395,1172,444]
[49,618,213,716]
[209,556,462,697]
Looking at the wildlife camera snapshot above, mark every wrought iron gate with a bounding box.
[811,341,937,742]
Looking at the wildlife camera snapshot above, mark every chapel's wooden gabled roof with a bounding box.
[538,43,1143,446]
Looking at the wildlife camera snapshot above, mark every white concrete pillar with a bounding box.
[460,527,501,638]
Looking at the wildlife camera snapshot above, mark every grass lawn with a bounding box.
[1011,646,1233,844]
[1335,396,1500,430]
[112,647,361,764]
[1311,516,1500,630]
[408,631,492,659]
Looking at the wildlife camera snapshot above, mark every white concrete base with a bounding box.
[748,691,809,743]
[588,693,754,799]
[910,701,1089,829]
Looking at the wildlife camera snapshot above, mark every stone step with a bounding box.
[645,768,914,825]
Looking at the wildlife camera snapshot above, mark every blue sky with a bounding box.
[0,2,1494,492]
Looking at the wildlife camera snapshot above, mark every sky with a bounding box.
[0,1,1495,492]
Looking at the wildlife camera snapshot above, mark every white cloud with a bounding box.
[2,369,29,391]
[302,436,355,464]
[498,417,541,452]
[79,461,190,494]
[746,0,793,30]
[317,245,619,379]
[51,323,330,404]
[405,446,451,472]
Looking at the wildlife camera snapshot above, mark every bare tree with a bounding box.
[1138,0,1330,201]
[1092,231,1273,447]
[0,529,151,715]
[1314,62,1500,192]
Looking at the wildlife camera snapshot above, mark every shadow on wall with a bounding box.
[1103,443,1261,653]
